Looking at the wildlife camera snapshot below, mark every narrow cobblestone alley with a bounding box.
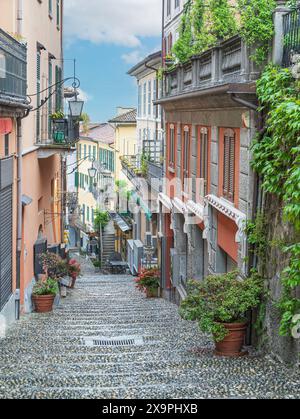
[0,272,299,399]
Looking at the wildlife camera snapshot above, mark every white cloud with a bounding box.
[64,0,162,47]
[121,50,144,65]
[77,88,92,103]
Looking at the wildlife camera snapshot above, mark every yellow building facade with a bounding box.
[76,124,115,239]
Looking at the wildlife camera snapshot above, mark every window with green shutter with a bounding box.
[75,172,79,188]
[49,0,53,17]
[36,52,41,142]
[56,0,60,28]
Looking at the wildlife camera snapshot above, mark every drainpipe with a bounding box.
[230,93,258,111]
[17,0,23,35]
[15,0,23,320]
[15,116,23,320]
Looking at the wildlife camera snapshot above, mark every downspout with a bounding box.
[231,92,264,346]
[16,110,29,320]
[17,0,23,35]
[15,0,24,320]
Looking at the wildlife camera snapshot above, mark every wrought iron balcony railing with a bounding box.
[0,28,27,105]
[282,6,300,67]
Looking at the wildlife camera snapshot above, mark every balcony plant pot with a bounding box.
[32,294,55,313]
[214,322,248,357]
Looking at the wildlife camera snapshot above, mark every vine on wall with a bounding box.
[171,0,277,64]
[251,65,300,337]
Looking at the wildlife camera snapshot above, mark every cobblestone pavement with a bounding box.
[0,273,300,399]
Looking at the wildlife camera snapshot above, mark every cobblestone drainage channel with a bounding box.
[81,336,145,347]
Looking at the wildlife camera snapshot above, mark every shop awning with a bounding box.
[111,213,132,232]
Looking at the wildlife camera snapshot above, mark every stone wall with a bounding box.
[258,193,300,366]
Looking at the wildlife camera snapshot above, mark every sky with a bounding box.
[64,0,162,123]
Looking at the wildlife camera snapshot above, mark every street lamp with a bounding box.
[68,98,84,119]
[88,161,97,179]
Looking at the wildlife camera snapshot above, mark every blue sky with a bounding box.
[64,37,161,122]
[64,0,162,123]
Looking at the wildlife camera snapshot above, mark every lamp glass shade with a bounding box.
[88,166,97,179]
[69,99,84,118]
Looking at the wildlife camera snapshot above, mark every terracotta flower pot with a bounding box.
[214,322,248,357]
[146,288,158,298]
[32,294,55,313]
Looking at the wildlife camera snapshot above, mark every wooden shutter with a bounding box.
[223,129,235,202]
[163,37,167,63]
[182,126,190,193]
[200,127,208,196]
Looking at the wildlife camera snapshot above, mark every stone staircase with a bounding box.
[101,231,116,265]
[0,275,299,399]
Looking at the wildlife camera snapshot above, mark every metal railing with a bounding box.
[282,7,300,67]
[0,28,27,103]
[143,140,161,164]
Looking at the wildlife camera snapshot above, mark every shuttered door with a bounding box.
[0,158,13,311]
[223,129,235,202]
[200,127,208,196]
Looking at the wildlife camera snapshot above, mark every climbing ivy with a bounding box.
[251,65,300,337]
[237,0,276,64]
[171,0,279,64]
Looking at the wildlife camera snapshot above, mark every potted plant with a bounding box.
[135,267,160,298]
[180,271,263,357]
[32,277,59,313]
[68,259,81,288]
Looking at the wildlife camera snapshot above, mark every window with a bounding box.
[153,79,157,118]
[169,124,176,168]
[55,66,62,111]
[175,0,180,9]
[138,84,142,117]
[4,134,9,156]
[36,52,41,141]
[49,0,53,17]
[93,146,96,160]
[167,0,171,16]
[222,128,236,202]
[88,145,91,161]
[148,80,152,116]
[48,59,53,135]
[84,144,87,158]
[182,126,190,193]
[56,0,60,28]
[143,83,147,117]
[79,144,82,159]
[199,127,210,197]
[167,33,173,55]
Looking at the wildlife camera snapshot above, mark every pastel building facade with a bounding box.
[0,0,66,315]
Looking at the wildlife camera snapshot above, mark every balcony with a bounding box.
[36,117,79,158]
[0,28,28,114]
[161,35,260,107]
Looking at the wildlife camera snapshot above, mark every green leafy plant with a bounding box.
[251,64,300,336]
[32,277,59,296]
[180,271,263,342]
[50,110,65,120]
[94,209,110,231]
